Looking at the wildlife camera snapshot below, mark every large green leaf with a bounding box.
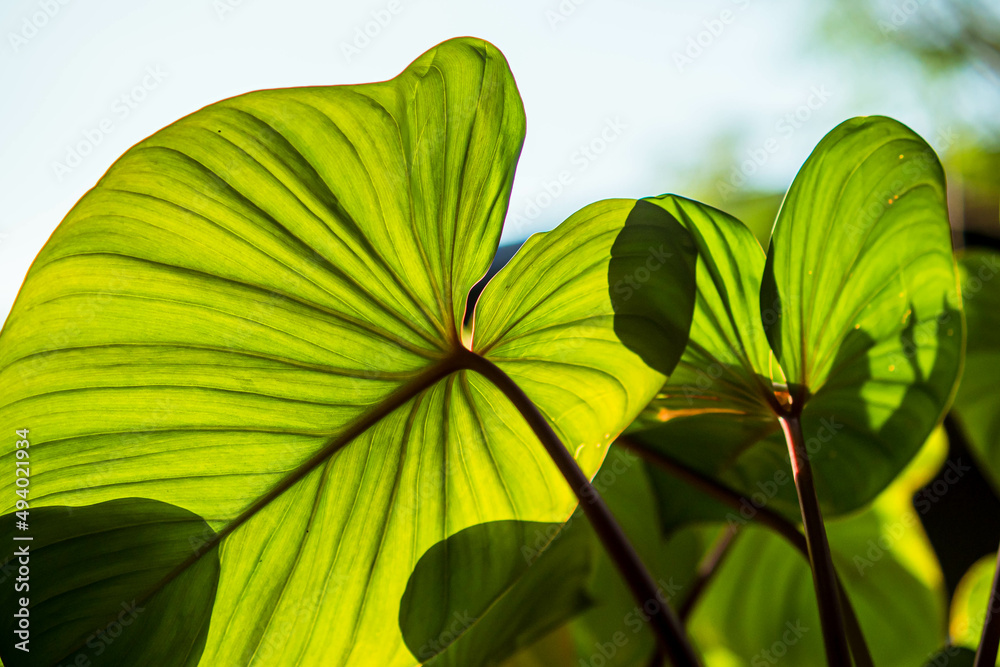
[631,116,963,518]
[689,427,950,666]
[0,38,697,665]
[952,250,1000,491]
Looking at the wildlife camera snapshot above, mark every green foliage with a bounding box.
[2,35,997,667]
[0,37,697,666]
[630,116,962,525]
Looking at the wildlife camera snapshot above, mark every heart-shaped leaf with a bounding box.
[0,38,697,665]
[631,116,963,517]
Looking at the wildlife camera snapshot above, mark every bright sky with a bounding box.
[0,0,988,322]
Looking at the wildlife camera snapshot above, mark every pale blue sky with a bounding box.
[1,0,992,321]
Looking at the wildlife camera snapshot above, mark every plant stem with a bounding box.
[679,525,738,621]
[617,437,873,667]
[778,414,851,666]
[974,544,1000,667]
[464,351,701,667]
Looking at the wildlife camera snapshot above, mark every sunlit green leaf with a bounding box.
[632,116,963,518]
[0,38,697,666]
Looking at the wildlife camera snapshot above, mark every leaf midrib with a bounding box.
[49,345,486,667]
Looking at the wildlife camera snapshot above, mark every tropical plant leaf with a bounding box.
[399,519,596,666]
[630,116,963,518]
[688,427,950,666]
[500,447,715,667]
[949,552,1000,664]
[0,37,698,666]
[0,499,220,667]
[951,250,1000,492]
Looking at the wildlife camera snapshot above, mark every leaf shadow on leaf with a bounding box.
[0,498,220,667]
[637,297,961,530]
[804,299,961,511]
[398,519,594,666]
[608,200,698,377]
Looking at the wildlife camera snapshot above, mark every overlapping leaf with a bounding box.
[500,448,714,667]
[0,38,697,665]
[631,116,963,517]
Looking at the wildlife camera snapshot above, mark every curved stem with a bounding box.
[974,544,1000,667]
[778,414,851,666]
[464,352,701,667]
[617,437,873,667]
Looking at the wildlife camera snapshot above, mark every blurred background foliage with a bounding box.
[687,0,1000,251]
